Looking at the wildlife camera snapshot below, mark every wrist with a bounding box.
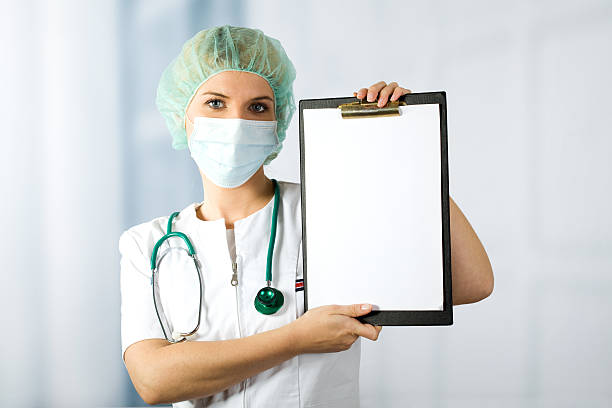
[280,321,303,357]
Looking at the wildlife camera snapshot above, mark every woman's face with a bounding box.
[184,70,276,139]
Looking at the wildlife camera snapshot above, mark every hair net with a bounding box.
[156,25,297,165]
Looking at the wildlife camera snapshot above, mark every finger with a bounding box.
[355,88,368,100]
[377,82,398,107]
[390,86,412,102]
[367,81,387,102]
[331,303,372,317]
[352,322,379,341]
[358,322,382,334]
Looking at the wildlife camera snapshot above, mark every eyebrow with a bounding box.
[200,91,274,103]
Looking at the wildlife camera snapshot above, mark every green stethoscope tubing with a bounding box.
[256,178,284,315]
[150,179,283,343]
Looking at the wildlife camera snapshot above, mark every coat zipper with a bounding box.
[231,260,242,337]
[232,258,247,406]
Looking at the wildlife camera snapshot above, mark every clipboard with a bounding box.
[299,92,453,326]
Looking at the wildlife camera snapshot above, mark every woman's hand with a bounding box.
[353,81,412,108]
[287,304,383,354]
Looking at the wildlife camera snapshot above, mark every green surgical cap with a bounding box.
[156,25,297,165]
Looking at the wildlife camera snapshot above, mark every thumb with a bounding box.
[334,303,373,317]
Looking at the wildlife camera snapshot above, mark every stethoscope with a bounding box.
[150,178,284,343]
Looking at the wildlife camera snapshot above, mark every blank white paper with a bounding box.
[303,104,444,310]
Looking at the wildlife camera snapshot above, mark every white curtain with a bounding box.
[1,1,123,406]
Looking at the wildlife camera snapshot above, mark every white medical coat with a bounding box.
[119,180,361,407]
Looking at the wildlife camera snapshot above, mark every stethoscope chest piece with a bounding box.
[254,285,284,315]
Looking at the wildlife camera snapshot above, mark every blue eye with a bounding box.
[206,99,224,109]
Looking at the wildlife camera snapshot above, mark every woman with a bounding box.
[119,25,493,407]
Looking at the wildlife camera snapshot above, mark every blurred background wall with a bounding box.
[1,0,610,406]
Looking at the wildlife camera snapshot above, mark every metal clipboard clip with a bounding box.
[338,99,406,119]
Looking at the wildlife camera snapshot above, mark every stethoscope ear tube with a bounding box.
[151,251,203,343]
[150,212,203,343]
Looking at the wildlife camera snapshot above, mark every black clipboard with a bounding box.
[299,92,453,326]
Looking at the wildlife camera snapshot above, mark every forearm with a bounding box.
[449,196,494,304]
[127,323,299,404]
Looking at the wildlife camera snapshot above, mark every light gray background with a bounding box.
[1,1,610,407]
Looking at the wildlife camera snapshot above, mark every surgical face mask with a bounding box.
[187,116,279,188]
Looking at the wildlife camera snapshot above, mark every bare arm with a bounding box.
[449,196,494,304]
[124,304,380,405]
[125,324,297,405]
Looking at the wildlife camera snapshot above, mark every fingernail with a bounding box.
[361,304,371,310]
